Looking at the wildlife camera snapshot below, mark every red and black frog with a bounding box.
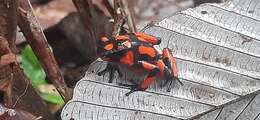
[97,32,183,96]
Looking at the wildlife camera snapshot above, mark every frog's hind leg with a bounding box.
[161,48,183,92]
[120,61,161,96]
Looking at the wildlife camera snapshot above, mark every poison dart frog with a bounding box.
[97,32,183,96]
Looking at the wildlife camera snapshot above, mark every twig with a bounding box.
[0,37,14,107]
[0,0,18,53]
[112,0,125,37]
[0,1,54,119]
[111,0,137,36]
[0,0,19,107]
[0,37,26,109]
[17,0,71,102]
[102,0,115,18]
[120,0,137,33]
[12,76,29,108]
[0,36,17,68]
[0,40,15,107]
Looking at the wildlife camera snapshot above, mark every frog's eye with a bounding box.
[101,37,109,42]
[104,43,113,50]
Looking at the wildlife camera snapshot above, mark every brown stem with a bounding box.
[0,0,19,107]
[0,1,54,119]
[111,0,137,36]
[17,0,71,102]
[0,37,55,119]
[120,0,137,33]
[112,0,124,37]
[0,0,18,53]
[0,37,14,107]
[102,0,115,18]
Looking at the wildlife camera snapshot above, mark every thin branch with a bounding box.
[111,0,137,36]
[0,36,16,68]
[17,0,71,102]
[12,77,29,108]
[0,1,54,118]
[0,37,15,107]
[120,0,137,33]
[112,0,124,37]
[102,0,115,18]
[0,0,19,108]
[0,0,18,53]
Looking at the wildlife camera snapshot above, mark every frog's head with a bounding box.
[97,36,120,59]
[97,36,131,59]
[98,37,115,52]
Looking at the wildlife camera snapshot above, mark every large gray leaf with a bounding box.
[61,0,260,119]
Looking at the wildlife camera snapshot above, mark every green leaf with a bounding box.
[20,45,47,86]
[40,92,64,104]
[20,45,64,104]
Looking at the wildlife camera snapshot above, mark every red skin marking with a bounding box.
[138,45,156,58]
[138,61,159,90]
[136,36,147,42]
[116,35,129,40]
[156,60,166,76]
[162,48,178,77]
[120,51,134,66]
[104,43,113,50]
[140,61,157,70]
[140,77,156,90]
[99,33,180,93]
[135,32,160,45]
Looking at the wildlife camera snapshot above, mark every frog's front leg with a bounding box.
[97,62,123,83]
[122,61,160,96]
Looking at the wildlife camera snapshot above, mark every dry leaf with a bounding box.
[61,0,260,120]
